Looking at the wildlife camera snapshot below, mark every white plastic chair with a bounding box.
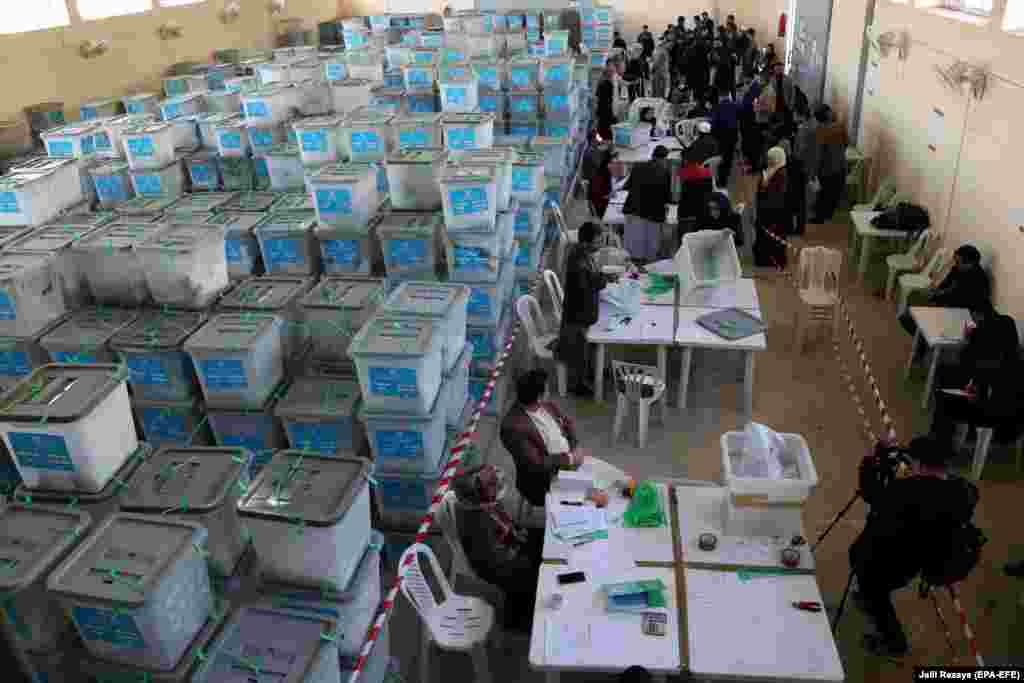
[611,360,667,448]
[399,543,495,683]
[543,269,564,326]
[703,154,724,194]
[897,247,950,315]
[954,422,1024,481]
[515,294,568,397]
[885,230,938,302]
[795,246,843,353]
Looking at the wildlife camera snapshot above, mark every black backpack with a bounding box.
[920,478,986,587]
[871,202,931,233]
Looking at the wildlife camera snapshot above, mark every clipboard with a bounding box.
[696,308,766,341]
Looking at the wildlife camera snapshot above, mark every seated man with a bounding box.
[684,121,720,165]
[899,244,990,336]
[452,463,543,631]
[500,369,592,508]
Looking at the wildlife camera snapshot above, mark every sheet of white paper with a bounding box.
[928,108,944,149]
[545,618,592,665]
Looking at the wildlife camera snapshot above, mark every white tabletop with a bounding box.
[586,303,677,345]
[685,568,845,682]
[529,564,681,675]
[910,306,972,347]
[850,210,909,240]
[641,277,760,309]
[675,307,768,351]
[674,486,816,571]
[615,137,684,165]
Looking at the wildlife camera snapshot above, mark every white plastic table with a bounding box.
[587,302,676,404]
[850,210,912,285]
[614,137,684,166]
[906,306,972,409]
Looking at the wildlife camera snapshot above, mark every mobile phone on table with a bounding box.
[642,611,668,637]
[557,571,586,585]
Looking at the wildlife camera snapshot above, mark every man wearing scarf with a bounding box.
[754,146,790,267]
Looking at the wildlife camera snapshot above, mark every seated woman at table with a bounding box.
[752,145,790,267]
[588,145,615,219]
[898,244,990,336]
[930,302,1023,449]
[622,145,672,264]
[698,191,743,246]
[452,463,544,631]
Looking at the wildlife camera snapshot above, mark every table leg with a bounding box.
[677,347,693,412]
[923,347,941,410]
[857,234,872,285]
[652,675,668,683]
[545,672,560,683]
[905,329,922,378]
[657,345,668,403]
[594,344,606,403]
[743,351,756,421]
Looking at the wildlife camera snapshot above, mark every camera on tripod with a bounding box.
[858,440,913,504]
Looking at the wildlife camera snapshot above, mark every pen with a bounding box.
[560,501,583,506]
[792,601,823,612]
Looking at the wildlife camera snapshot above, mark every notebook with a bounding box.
[696,308,766,341]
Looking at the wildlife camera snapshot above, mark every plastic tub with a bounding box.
[510,154,545,204]
[72,222,167,304]
[721,430,818,504]
[242,85,301,127]
[275,377,363,456]
[220,191,281,213]
[385,46,414,70]
[109,308,206,402]
[295,79,333,117]
[42,123,99,159]
[349,316,443,415]
[377,211,444,280]
[194,604,341,683]
[508,90,541,117]
[391,113,441,152]
[329,79,374,117]
[6,223,99,309]
[457,148,515,212]
[225,75,259,94]
[0,363,137,493]
[205,89,242,115]
[110,195,178,218]
[239,451,371,590]
[205,211,264,279]
[40,306,138,364]
[371,86,405,116]
[130,160,186,198]
[467,310,510,376]
[135,223,229,309]
[167,191,236,215]
[216,275,315,364]
[207,393,288,476]
[438,76,479,113]
[440,341,472,429]
[0,161,83,227]
[132,396,211,448]
[168,114,202,150]
[406,88,438,114]
[469,372,509,417]
[544,119,572,137]
[0,253,70,338]
[441,113,495,154]
[261,143,304,191]
[675,229,743,292]
[123,93,161,116]
[255,61,294,85]
[459,256,514,327]
[291,116,342,167]
[194,113,233,150]
[47,513,212,670]
[532,135,571,177]
[478,87,506,116]
[247,122,287,156]
[515,232,544,277]
[340,111,393,163]
[373,449,449,526]
[508,58,540,90]
[345,49,386,82]
[507,116,539,138]
[440,166,497,231]
[315,221,378,276]
[544,88,578,119]
[159,93,206,122]
[213,118,251,158]
[90,161,135,207]
[447,214,515,282]
[254,214,320,276]
[544,30,570,57]
[363,389,445,474]
[386,149,445,211]
[471,60,506,90]
[309,163,378,229]
[514,200,543,242]
[121,446,251,578]
[185,313,285,409]
[99,114,155,158]
[324,56,349,83]
[438,61,472,83]
[381,282,469,375]
[301,277,385,366]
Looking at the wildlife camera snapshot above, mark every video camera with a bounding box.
[858,440,913,505]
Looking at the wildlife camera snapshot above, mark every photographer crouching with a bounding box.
[849,436,982,658]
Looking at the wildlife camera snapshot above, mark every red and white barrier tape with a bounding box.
[948,584,984,666]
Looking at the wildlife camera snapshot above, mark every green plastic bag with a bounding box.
[623,481,665,528]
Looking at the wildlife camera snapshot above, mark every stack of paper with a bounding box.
[603,579,668,613]
[549,505,609,545]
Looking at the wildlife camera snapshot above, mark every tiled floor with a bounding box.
[376,174,1024,682]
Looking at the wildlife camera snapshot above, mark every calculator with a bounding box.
[642,611,667,637]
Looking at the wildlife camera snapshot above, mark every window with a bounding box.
[77,0,153,21]
[158,0,206,6]
[942,0,993,15]
[1004,0,1024,30]
[1,2,72,34]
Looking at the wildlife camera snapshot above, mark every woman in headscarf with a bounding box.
[753,146,790,267]
[699,191,743,246]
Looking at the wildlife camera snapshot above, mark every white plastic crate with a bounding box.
[392,113,441,151]
[216,275,315,365]
[135,223,229,309]
[377,211,445,280]
[159,92,206,121]
[89,161,135,207]
[329,79,374,117]
[345,48,386,82]
[168,114,201,150]
[122,92,161,116]
[248,122,288,155]
[255,60,294,85]
[121,121,178,170]
[675,229,743,292]
[532,135,571,177]
[205,88,242,115]
[79,98,120,121]
[472,60,506,90]
[441,341,472,429]
[309,162,379,229]
[510,154,544,204]
[225,75,259,94]
[315,222,377,276]
[324,56,349,83]
[42,123,99,159]
[469,371,509,417]
[340,110,394,162]
[350,316,443,415]
[6,222,99,309]
[214,118,251,158]
[515,233,543,277]
[195,112,233,150]
[166,191,236,216]
[387,149,445,211]
[204,211,263,279]
[508,116,540,138]
[275,377,363,455]
[296,78,333,117]
[508,89,541,117]
[0,160,83,227]
[540,56,573,93]
[0,252,70,338]
[467,310,511,377]
[439,76,479,113]
[254,213,321,275]
[372,85,405,115]
[441,113,495,154]
[264,143,305,192]
[132,395,211,448]
[544,30,570,56]
[130,160,186,198]
[544,88,578,119]
[721,430,818,504]
[448,221,514,283]
[47,513,212,670]
[514,200,543,242]
[382,281,469,375]
[478,87,506,116]
[440,166,497,231]
[401,63,434,91]
[186,150,221,191]
[185,313,285,409]
[457,148,515,212]
[363,389,446,473]
[40,306,139,364]
[239,450,371,590]
[373,450,449,525]
[99,114,156,159]
[121,446,251,578]
[0,364,138,493]
[0,504,92,653]
[300,277,385,365]
[458,256,514,326]
[72,222,169,305]
[505,31,527,54]
[508,58,540,90]
[243,85,301,127]
[406,88,438,114]
[293,115,344,166]
[207,398,289,476]
[291,59,324,83]
[109,309,206,402]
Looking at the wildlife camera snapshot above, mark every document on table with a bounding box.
[550,505,609,543]
[545,618,592,666]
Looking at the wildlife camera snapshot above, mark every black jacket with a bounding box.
[596,78,615,127]
[562,243,607,326]
[684,133,720,165]
[961,312,1022,411]
[929,265,991,310]
[623,159,672,223]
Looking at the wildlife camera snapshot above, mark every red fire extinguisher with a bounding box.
[778,12,787,38]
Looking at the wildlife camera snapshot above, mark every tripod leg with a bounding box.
[812,493,860,554]
[832,569,856,636]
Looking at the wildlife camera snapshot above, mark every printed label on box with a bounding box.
[445,87,468,107]
[47,139,73,157]
[220,131,243,150]
[9,433,75,472]
[413,45,432,59]
[379,478,429,509]
[510,124,537,137]
[246,101,269,119]
[127,101,145,114]
[251,128,275,149]
[326,63,346,81]
[376,97,401,114]
[516,241,533,266]
[444,49,466,62]
[219,426,269,459]
[468,329,495,359]
[127,137,155,158]
[323,239,361,269]
[288,421,351,454]
[166,79,186,96]
[80,106,97,120]
[301,130,327,153]
[95,176,128,202]
[254,157,269,178]
[350,131,381,155]
[467,287,494,318]
[546,124,570,137]
[200,358,248,392]
[190,162,213,184]
[93,131,112,151]
[224,238,252,265]
[511,69,532,88]
[449,187,488,216]
[407,69,430,87]
[376,429,424,459]
[547,95,569,112]
[446,127,476,150]
[72,607,145,649]
[0,192,19,214]
[134,174,162,195]
[127,356,170,386]
[0,351,30,377]
[479,95,499,113]
[398,129,430,149]
[422,34,443,48]
[369,366,419,398]
[207,71,226,90]
[387,238,428,268]
[53,351,98,364]
[263,238,302,269]
[477,67,498,88]
[409,97,435,113]
[163,102,181,119]
[546,65,569,82]
[376,164,389,193]
[515,208,534,234]
[445,66,468,79]
[315,188,353,216]
[141,407,188,444]
[0,293,16,321]
[454,246,493,271]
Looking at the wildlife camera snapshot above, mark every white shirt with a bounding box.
[526,406,571,456]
